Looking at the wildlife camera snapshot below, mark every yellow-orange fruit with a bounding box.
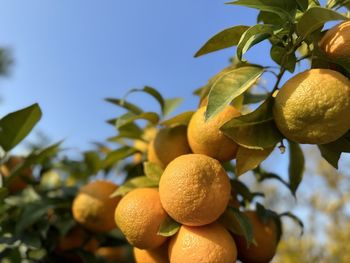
[187,106,240,162]
[95,246,129,262]
[169,223,237,263]
[133,126,157,164]
[147,125,191,168]
[115,188,168,249]
[234,211,278,263]
[134,242,169,263]
[72,180,121,233]
[273,69,350,144]
[320,20,350,58]
[159,154,230,226]
[0,156,33,193]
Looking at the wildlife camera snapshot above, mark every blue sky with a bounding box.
[0,0,269,151]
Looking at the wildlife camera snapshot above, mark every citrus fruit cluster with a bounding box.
[112,103,279,263]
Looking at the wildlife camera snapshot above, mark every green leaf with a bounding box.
[0,103,42,151]
[288,141,305,196]
[297,7,347,39]
[257,11,284,25]
[161,111,195,127]
[243,92,268,104]
[220,207,254,245]
[125,86,166,115]
[110,176,158,197]
[116,112,159,129]
[143,162,164,183]
[115,122,143,140]
[163,98,183,117]
[195,26,249,57]
[84,151,101,174]
[230,180,264,202]
[227,0,295,20]
[236,146,274,176]
[270,45,297,73]
[317,133,350,169]
[0,187,8,201]
[280,211,304,236]
[205,66,263,120]
[158,215,181,237]
[296,0,308,11]
[221,98,283,149]
[237,24,276,60]
[105,98,143,114]
[103,146,138,168]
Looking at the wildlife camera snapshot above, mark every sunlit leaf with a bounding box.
[143,162,164,183]
[163,98,183,117]
[158,215,181,237]
[161,111,195,127]
[110,176,158,197]
[105,98,143,114]
[103,146,138,168]
[116,112,159,129]
[0,104,42,151]
[221,98,283,149]
[236,24,277,60]
[205,66,263,120]
[236,146,274,176]
[195,26,249,57]
[297,7,347,39]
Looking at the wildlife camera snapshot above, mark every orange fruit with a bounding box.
[273,69,350,144]
[187,106,240,162]
[159,154,231,226]
[55,226,98,262]
[72,180,121,233]
[169,223,237,263]
[147,125,192,168]
[115,188,168,249]
[0,156,33,193]
[133,126,157,164]
[320,20,350,58]
[133,242,169,263]
[95,246,129,262]
[234,211,278,263]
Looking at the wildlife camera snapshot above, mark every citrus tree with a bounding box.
[1,0,350,262]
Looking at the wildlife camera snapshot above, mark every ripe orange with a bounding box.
[320,20,350,58]
[187,106,240,162]
[159,154,231,226]
[72,180,121,233]
[0,156,33,193]
[169,223,237,263]
[133,242,169,263]
[273,69,350,144]
[147,125,192,168]
[234,211,278,263]
[115,188,168,249]
[95,246,129,262]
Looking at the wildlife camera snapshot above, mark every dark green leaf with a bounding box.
[116,112,159,129]
[84,151,101,174]
[114,122,143,140]
[280,211,304,236]
[227,0,295,20]
[221,98,283,149]
[158,215,181,237]
[195,26,249,57]
[205,66,263,120]
[161,111,195,127]
[297,7,347,39]
[257,11,284,25]
[296,0,308,11]
[270,45,297,73]
[105,98,143,114]
[288,141,305,195]
[0,187,8,201]
[318,133,350,169]
[143,162,164,183]
[0,103,42,151]
[237,24,276,60]
[220,207,254,245]
[110,176,158,197]
[243,92,268,104]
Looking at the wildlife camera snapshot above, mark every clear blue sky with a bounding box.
[0,0,268,151]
